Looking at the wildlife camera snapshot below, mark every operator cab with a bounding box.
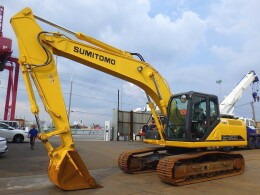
[165,91,220,141]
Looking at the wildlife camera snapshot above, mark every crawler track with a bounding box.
[157,151,245,185]
[118,149,245,186]
[118,147,166,173]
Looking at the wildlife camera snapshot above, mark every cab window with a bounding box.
[209,98,218,126]
[166,95,188,139]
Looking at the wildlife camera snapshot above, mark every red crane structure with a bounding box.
[0,5,19,120]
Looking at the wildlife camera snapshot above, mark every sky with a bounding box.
[0,0,259,127]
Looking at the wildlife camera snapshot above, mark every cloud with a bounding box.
[99,10,207,64]
[207,0,260,81]
[208,0,260,36]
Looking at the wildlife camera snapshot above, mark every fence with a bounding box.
[112,109,153,141]
[71,129,105,140]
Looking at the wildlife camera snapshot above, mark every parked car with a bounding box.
[0,123,29,143]
[0,136,8,154]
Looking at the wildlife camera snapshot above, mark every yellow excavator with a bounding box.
[11,7,246,190]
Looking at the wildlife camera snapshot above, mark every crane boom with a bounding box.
[219,71,259,115]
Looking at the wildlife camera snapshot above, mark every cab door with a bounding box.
[189,94,219,141]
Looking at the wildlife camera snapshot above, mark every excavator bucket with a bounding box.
[48,150,101,190]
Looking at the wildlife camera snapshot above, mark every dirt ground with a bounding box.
[0,139,260,194]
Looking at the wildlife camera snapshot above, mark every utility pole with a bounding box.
[251,101,256,121]
[67,74,73,123]
[121,84,123,110]
[117,89,119,141]
[118,89,120,111]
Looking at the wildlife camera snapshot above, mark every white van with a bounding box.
[0,120,21,129]
[239,117,256,131]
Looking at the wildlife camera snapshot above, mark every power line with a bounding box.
[235,102,251,108]
[1,69,147,109]
[69,93,145,107]
[0,86,145,108]
[59,71,121,88]
[70,110,112,116]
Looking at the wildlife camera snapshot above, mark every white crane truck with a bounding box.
[219,71,259,149]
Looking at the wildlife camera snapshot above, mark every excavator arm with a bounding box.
[10,7,172,190]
